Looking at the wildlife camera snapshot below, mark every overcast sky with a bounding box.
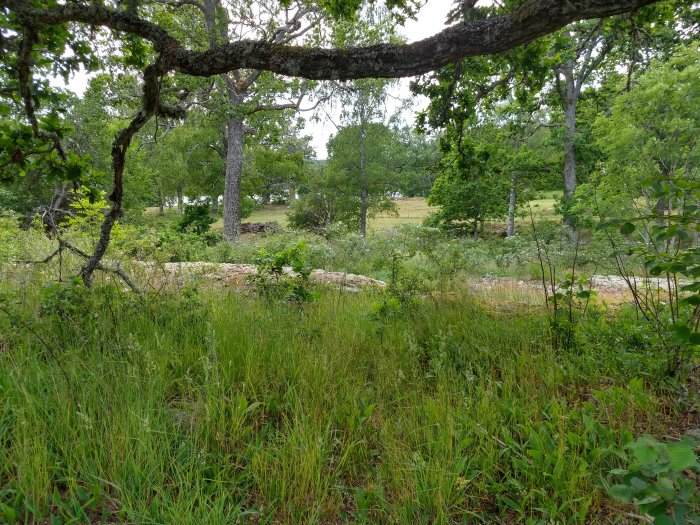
[57,0,462,158]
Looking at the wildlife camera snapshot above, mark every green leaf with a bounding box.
[608,484,633,502]
[500,497,523,512]
[652,516,674,525]
[667,442,697,471]
[654,477,675,499]
[620,222,636,235]
[630,439,660,465]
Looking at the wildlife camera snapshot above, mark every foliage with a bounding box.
[588,46,700,375]
[426,125,511,235]
[289,126,402,235]
[0,211,23,262]
[608,435,700,524]
[251,242,314,303]
[0,275,676,524]
[176,203,215,235]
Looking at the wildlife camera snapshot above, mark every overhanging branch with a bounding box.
[8,0,660,80]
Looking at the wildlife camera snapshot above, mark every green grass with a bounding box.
[208,197,434,232]
[370,197,434,231]
[208,194,560,234]
[0,274,675,524]
[519,191,561,224]
[209,205,290,231]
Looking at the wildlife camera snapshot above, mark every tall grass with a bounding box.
[0,276,675,524]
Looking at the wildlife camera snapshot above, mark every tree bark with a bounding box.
[562,61,579,226]
[223,113,244,242]
[10,0,660,81]
[158,187,164,216]
[359,122,368,238]
[176,184,184,214]
[506,173,518,237]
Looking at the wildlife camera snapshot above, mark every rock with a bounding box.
[140,262,386,290]
[240,222,280,234]
[684,428,700,441]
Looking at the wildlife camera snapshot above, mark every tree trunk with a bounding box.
[223,114,244,242]
[656,196,666,224]
[158,188,164,216]
[562,64,578,230]
[359,122,368,238]
[177,185,184,214]
[506,173,518,237]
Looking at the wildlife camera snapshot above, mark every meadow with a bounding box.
[207,193,561,234]
[0,203,696,524]
[0,269,680,524]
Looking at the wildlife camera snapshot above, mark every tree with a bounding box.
[575,46,700,375]
[244,138,309,206]
[577,45,700,226]
[427,124,511,238]
[499,110,556,238]
[0,0,663,285]
[382,126,438,198]
[339,80,393,237]
[191,0,327,242]
[413,1,696,231]
[289,122,400,233]
[144,115,226,214]
[549,21,614,227]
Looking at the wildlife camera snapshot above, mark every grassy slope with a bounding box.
[0,276,671,524]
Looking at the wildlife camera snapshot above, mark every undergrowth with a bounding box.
[0,274,690,524]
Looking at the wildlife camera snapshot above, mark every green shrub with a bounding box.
[608,435,700,524]
[251,242,314,304]
[176,203,215,235]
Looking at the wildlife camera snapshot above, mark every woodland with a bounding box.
[0,0,699,523]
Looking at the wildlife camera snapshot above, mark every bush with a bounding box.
[250,242,314,303]
[287,192,338,233]
[608,435,700,524]
[176,204,214,235]
[0,212,22,262]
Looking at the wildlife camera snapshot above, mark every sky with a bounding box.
[57,0,462,159]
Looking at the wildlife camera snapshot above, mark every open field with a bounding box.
[206,193,562,233]
[1,185,696,523]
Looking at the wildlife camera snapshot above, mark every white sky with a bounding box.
[57,0,461,158]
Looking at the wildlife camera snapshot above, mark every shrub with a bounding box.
[608,435,700,524]
[176,203,214,235]
[250,242,314,304]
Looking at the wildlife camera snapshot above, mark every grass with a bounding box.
[206,194,560,234]
[207,197,434,232]
[0,271,679,524]
[370,197,434,231]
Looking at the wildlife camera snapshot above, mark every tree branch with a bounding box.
[79,59,181,287]
[9,0,661,81]
[16,28,67,161]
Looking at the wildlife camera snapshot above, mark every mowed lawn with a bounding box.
[203,193,562,233]
[209,197,435,232]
